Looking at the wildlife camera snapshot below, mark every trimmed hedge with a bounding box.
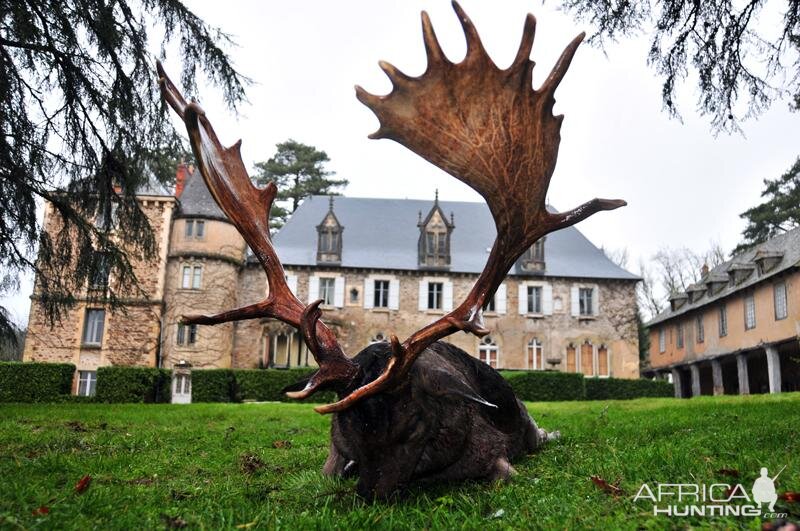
[235,368,336,404]
[585,377,674,400]
[0,362,75,402]
[500,370,585,402]
[95,366,171,403]
[191,369,236,403]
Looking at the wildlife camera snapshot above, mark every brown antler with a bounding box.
[156,61,358,397]
[315,2,625,414]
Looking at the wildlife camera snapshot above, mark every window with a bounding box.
[90,253,110,288]
[174,374,190,395]
[478,336,498,368]
[676,323,684,349]
[580,341,594,376]
[696,315,704,343]
[531,239,545,262]
[181,265,202,289]
[719,305,728,337]
[185,219,205,239]
[319,277,336,306]
[566,344,577,372]
[78,371,97,397]
[485,295,496,312]
[597,345,609,377]
[774,282,788,320]
[527,338,543,370]
[177,323,197,346]
[658,328,666,353]
[82,309,105,346]
[427,282,443,310]
[350,288,359,304]
[579,288,594,316]
[744,293,756,330]
[374,280,390,308]
[527,286,543,314]
[95,203,118,230]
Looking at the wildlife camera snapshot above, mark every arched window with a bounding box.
[597,344,609,377]
[478,336,499,368]
[566,343,577,373]
[580,340,594,376]
[527,338,544,370]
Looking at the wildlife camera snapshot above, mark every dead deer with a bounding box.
[157,1,625,500]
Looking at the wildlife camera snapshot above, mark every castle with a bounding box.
[23,166,641,396]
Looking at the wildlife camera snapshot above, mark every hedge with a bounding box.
[0,362,75,402]
[584,377,674,400]
[191,369,236,403]
[234,368,336,403]
[500,370,586,402]
[95,366,171,403]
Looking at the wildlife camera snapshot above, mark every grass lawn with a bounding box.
[0,394,798,530]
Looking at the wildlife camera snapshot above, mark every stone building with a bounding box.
[23,167,642,395]
[643,227,800,397]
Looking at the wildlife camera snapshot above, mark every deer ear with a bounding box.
[418,368,497,408]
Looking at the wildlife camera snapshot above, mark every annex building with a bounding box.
[23,167,641,395]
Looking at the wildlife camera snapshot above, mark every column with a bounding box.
[690,364,701,397]
[736,354,749,395]
[671,368,683,398]
[711,359,724,396]
[765,346,782,394]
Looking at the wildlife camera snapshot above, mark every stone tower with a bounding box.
[161,166,247,368]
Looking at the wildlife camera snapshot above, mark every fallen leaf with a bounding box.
[272,440,292,449]
[717,468,740,478]
[74,475,92,494]
[590,475,624,497]
[32,506,50,516]
[778,492,800,503]
[161,514,187,529]
[239,453,265,474]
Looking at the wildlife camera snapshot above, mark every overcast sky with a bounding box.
[2,0,797,326]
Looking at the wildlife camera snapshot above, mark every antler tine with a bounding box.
[421,11,447,67]
[157,63,358,397]
[318,3,625,414]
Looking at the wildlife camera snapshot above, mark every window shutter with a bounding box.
[570,286,579,317]
[543,284,553,315]
[363,278,373,309]
[418,280,427,311]
[443,280,453,311]
[592,285,600,315]
[518,283,527,314]
[334,277,345,307]
[286,275,298,296]
[308,276,319,303]
[389,279,400,310]
[495,283,507,314]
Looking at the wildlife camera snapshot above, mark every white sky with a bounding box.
[2,0,797,326]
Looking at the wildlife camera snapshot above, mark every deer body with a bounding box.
[322,342,555,499]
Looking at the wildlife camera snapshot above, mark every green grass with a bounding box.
[0,394,798,530]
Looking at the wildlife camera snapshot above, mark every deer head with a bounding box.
[156,1,624,414]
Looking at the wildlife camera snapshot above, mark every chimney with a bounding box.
[175,162,189,198]
[700,263,709,277]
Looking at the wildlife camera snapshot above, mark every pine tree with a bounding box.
[0,0,248,344]
[734,158,800,254]
[253,140,348,230]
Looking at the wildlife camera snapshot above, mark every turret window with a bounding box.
[181,265,202,289]
[418,191,454,269]
[184,219,205,239]
[316,197,343,264]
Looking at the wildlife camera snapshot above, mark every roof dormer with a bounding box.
[727,262,755,285]
[753,250,784,275]
[316,196,343,264]
[704,273,729,295]
[516,237,546,275]
[418,190,454,270]
[686,283,706,303]
[669,291,689,311]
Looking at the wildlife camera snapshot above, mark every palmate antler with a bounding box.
[156,62,358,397]
[314,2,625,413]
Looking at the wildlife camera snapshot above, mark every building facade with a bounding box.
[644,228,800,397]
[23,168,641,395]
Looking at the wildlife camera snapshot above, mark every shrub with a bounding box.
[96,366,171,403]
[0,362,75,402]
[192,369,236,403]
[584,377,674,400]
[234,368,335,403]
[500,370,585,402]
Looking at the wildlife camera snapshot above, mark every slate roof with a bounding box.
[268,195,639,281]
[134,166,172,197]
[646,226,800,326]
[176,168,227,220]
